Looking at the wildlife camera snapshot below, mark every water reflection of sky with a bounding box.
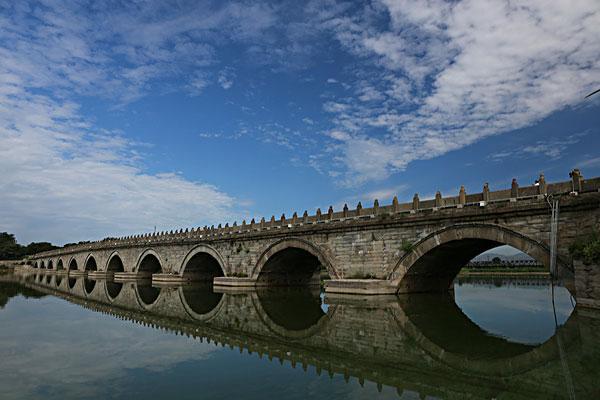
[0,293,397,400]
[453,279,575,345]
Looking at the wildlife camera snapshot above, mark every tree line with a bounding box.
[0,232,58,260]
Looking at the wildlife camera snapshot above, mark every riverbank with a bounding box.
[458,267,549,277]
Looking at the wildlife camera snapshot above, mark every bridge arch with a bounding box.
[135,249,163,274]
[56,259,64,271]
[68,257,78,272]
[252,238,339,286]
[179,244,226,281]
[47,260,53,270]
[389,223,553,293]
[84,255,98,272]
[40,261,46,269]
[106,252,125,273]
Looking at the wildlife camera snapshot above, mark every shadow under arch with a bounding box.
[135,249,163,275]
[252,238,339,287]
[68,258,78,272]
[84,278,96,295]
[391,294,581,377]
[84,254,98,272]
[178,284,225,321]
[389,223,565,293]
[56,259,64,271]
[251,288,336,340]
[179,244,226,282]
[47,260,53,270]
[106,252,125,273]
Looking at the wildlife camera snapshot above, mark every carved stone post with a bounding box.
[511,178,519,198]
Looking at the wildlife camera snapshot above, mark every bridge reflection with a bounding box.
[8,270,600,399]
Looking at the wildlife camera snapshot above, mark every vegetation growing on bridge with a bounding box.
[570,231,600,265]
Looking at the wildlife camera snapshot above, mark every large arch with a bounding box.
[106,252,125,273]
[179,245,226,282]
[252,238,338,287]
[389,223,555,293]
[84,255,98,272]
[135,249,163,275]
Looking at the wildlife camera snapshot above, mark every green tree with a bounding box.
[0,232,22,260]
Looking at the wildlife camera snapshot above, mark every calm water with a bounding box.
[1,271,599,400]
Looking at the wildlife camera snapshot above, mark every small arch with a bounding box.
[84,255,98,272]
[252,238,338,287]
[106,252,125,273]
[135,250,163,275]
[56,259,64,271]
[33,261,39,269]
[180,245,226,282]
[40,261,46,269]
[68,258,78,271]
[47,260,54,270]
[389,224,555,293]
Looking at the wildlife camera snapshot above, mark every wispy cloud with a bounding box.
[310,0,600,185]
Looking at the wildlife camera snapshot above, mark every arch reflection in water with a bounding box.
[136,282,161,306]
[256,287,327,332]
[68,277,77,290]
[180,283,223,317]
[84,278,96,295]
[105,280,123,300]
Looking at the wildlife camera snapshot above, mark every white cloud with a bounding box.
[218,68,236,90]
[0,87,237,245]
[315,0,600,185]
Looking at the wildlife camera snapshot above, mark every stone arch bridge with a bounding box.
[27,170,600,302]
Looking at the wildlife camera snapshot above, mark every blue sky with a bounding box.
[1,0,599,245]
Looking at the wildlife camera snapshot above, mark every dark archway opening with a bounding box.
[85,256,98,272]
[257,287,326,331]
[107,255,124,273]
[399,240,546,293]
[41,261,46,269]
[257,247,326,287]
[56,276,62,287]
[45,275,52,285]
[181,284,223,316]
[182,253,224,282]
[33,262,38,269]
[47,260,53,270]
[68,277,77,289]
[69,259,78,271]
[106,281,123,300]
[138,254,162,275]
[84,278,96,294]
[136,283,161,306]
[38,274,43,282]
[56,260,64,271]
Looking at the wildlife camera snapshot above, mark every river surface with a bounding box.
[1,271,599,399]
